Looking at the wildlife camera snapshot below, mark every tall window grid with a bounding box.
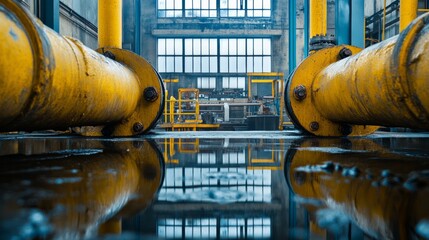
[157,0,271,18]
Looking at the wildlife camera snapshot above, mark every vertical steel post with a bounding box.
[335,0,351,45]
[98,0,123,48]
[351,0,364,47]
[134,0,141,54]
[304,0,309,57]
[288,0,296,72]
[399,0,418,31]
[40,0,59,32]
[309,0,327,37]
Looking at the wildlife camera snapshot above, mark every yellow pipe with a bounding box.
[286,13,429,136]
[313,18,429,129]
[98,0,122,48]
[0,1,164,136]
[309,0,327,37]
[399,0,418,31]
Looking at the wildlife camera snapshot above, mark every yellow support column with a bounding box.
[309,0,327,37]
[98,0,123,48]
[399,0,418,31]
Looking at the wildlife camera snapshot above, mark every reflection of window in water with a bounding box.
[159,152,272,202]
[157,218,271,238]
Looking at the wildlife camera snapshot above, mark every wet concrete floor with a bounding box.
[1,131,429,239]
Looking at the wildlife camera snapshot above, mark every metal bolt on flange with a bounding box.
[310,121,319,131]
[339,124,353,136]
[144,87,159,102]
[339,47,352,59]
[133,122,144,133]
[293,85,307,101]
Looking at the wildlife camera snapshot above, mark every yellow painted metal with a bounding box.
[286,13,429,136]
[309,0,327,38]
[399,0,418,31]
[0,1,164,136]
[164,78,179,83]
[98,0,122,48]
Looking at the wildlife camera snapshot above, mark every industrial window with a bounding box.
[185,39,218,73]
[158,38,183,73]
[158,0,183,17]
[220,0,271,17]
[157,0,271,18]
[197,77,216,89]
[157,38,272,85]
[185,0,217,17]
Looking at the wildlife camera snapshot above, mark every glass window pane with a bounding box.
[254,38,263,55]
[248,0,254,8]
[166,0,174,9]
[247,57,254,72]
[210,10,217,17]
[210,77,216,88]
[229,57,237,72]
[202,0,208,9]
[238,10,245,17]
[254,0,262,9]
[194,39,201,55]
[229,39,237,55]
[222,77,229,88]
[263,39,271,55]
[263,56,271,72]
[201,39,209,55]
[254,10,262,16]
[220,39,228,55]
[175,39,183,55]
[230,77,238,88]
[220,57,228,72]
[159,0,166,9]
[264,0,271,9]
[175,0,182,8]
[237,39,246,55]
[185,0,192,9]
[247,39,253,54]
[166,56,174,72]
[229,0,237,9]
[158,39,165,55]
[220,0,228,8]
[210,57,218,72]
[210,0,216,9]
[185,39,193,55]
[158,56,166,72]
[185,57,192,72]
[238,57,246,72]
[166,39,175,54]
[202,57,209,72]
[201,10,209,17]
[263,10,271,17]
[210,39,217,55]
[194,57,201,72]
[175,56,183,72]
[254,56,262,72]
[193,0,200,9]
[238,77,245,89]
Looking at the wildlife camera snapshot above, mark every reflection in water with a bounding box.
[0,138,164,239]
[1,134,429,239]
[286,138,429,239]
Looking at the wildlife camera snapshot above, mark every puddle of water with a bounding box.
[0,134,429,239]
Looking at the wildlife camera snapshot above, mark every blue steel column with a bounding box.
[40,0,59,32]
[304,0,309,57]
[335,0,351,45]
[289,0,296,72]
[351,0,364,47]
[134,0,141,54]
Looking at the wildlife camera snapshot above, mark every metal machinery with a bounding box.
[0,0,164,136]
[285,0,429,137]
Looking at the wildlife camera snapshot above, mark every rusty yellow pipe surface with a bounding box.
[313,14,429,130]
[286,13,429,136]
[98,0,122,48]
[0,1,164,136]
[309,0,327,37]
[400,0,418,31]
[0,1,139,131]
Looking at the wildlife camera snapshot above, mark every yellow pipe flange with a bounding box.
[285,45,379,136]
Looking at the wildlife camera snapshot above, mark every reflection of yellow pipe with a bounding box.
[0,140,164,239]
[286,13,429,136]
[98,0,122,48]
[287,139,429,239]
[0,1,164,136]
[309,0,327,37]
[400,0,418,31]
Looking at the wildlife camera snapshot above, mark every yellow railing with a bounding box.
[164,97,201,124]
